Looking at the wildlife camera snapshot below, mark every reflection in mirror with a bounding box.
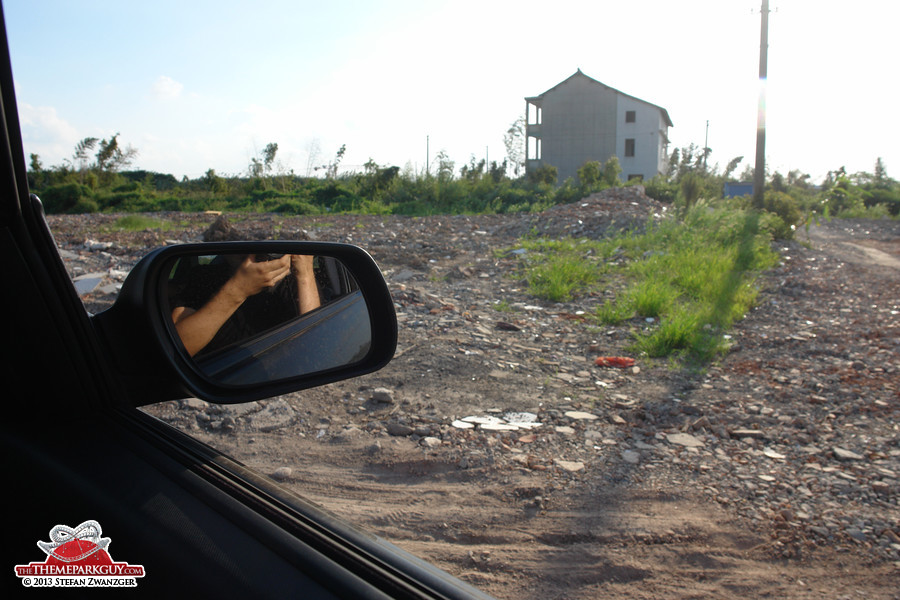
[163,253,372,386]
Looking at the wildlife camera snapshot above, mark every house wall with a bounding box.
[615,96,668,181]
[526,73,669,184]
[538,75,617,183]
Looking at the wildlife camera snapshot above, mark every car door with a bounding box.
[0,5,491,598]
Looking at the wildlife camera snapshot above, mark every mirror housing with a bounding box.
[92,241,397,406]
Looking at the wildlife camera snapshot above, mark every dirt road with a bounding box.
[52,195,900,599]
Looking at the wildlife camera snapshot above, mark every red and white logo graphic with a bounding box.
[14,520,145,588]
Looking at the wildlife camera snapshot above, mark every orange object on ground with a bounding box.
[594,356,636,368]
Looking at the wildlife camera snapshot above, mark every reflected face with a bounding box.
[163,253,372,386]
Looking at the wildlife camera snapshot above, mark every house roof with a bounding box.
[526,69,673,128]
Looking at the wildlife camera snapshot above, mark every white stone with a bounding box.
[667,433,705,448]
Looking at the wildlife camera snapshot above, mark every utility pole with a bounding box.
[753,0,769,209]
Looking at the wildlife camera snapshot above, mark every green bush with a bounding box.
[862,187,900,216]
[678,173,703,211]
[823,177,864,215]
[577,160,602,189]
[72,197,100,213]
[272,199,321,214]
[763,191,803,239]
[644,175,678,203]
[39,183,93,213]
[528,164,558,186]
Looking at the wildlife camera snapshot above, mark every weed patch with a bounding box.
[512,207,779,365]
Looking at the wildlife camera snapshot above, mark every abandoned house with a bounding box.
[525,69,673,184]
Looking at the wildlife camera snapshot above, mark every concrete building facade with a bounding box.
[525,70,673,184]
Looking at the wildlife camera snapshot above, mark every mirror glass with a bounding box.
[161,252,372,386]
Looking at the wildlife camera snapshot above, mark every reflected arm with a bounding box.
[172,283,245,357]
[173,256,291,357]
[292,255,321,314]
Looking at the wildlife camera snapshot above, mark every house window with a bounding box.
[528,136,541,160]
[625,138,635,157]
[527,103,542,125]
[625,110,636,123]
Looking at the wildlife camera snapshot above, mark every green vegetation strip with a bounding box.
[111,215,172,231]
[512,207,780,365]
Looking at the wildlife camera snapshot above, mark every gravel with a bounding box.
[47,191,900,570]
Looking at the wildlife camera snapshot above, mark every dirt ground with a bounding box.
[50,196,899,599]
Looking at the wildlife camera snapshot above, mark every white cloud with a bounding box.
[151,75,184,100]
[17,103,79,165]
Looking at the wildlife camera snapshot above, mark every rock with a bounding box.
[564,411,598,421]
[555,460,585,473]
[832,447,865,461]
[372,387,395,404]
[421,437,442,449]
[667,433,705,448]
[871,481,891,495]
[271,467,292,481]
[846,528,868,542]
[249,399,296,432]
[622,450,641,464]
[181,398,210,410]
[202,215,243,242]
[731,429,766,439]
[84,239,113,251]
[763,448,786,460]
[386,422,414,437]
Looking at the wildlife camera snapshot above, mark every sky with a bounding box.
[3,0,898,184]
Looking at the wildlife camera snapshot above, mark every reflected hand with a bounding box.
[226,255,291,301]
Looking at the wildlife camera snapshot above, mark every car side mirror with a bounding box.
[92,241,397,405]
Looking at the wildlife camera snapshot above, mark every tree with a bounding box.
[71,137,98,182]
[460,156,485,181]
[29,153,43,189]
[722,156,744,180]
[305,138,321,177]
[248,157,263,179]
[873,157,890,188]
[488,160,507,183]
[73,137,98,170]
[503,117,525,177]
[326,144,346,179]
[668,143,707,179]
[95,133,137,173]
[786,169,811,189]
[666,147,680,178]
[577,160,602,189]
[262,143,278,176]
[204,168,226,195]
[433,150,454,183]
[602,156,622,187]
